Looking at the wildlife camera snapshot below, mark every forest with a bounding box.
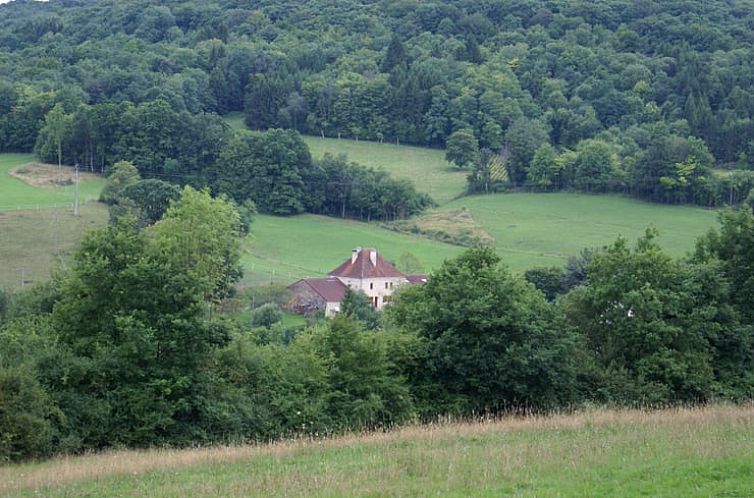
[3,0,754,209]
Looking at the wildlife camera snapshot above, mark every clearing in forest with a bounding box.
[302,135,467,205]
[224,113,467,204]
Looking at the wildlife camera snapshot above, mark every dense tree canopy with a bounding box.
[4,0,754,206]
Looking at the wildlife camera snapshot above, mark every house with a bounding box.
[288,247,426,317]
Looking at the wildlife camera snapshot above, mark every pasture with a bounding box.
[302,135,467,205]
[241,193,720,286]
[224,113,467,204]
[0,154,104,211]
[240,214,464,286]
[440,193,719,269]
[3,404,752,497]
[0,203,108,290]
[0,153,109,289]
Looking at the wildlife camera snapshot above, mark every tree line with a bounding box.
[2,188,754,461]
[15,95,430,222]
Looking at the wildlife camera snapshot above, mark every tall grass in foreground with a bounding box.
[3,404,753,497]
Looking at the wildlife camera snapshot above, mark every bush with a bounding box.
[250,303,283,328]
[0,366,60,461]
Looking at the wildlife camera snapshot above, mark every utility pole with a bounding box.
[73,162,80,217]
[16,267,26,290]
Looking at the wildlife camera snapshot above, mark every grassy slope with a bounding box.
[0,203,109,290]
[3,405,752,497]
[0,153,109,289]
[302,136,467,205]
[240,214,464,286]
[442,193,719,269]
[0,154,104,210]
[223,112,467,204]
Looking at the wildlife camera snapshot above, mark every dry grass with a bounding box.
[387,207,495,247]
[3,404,753,496]
[10,163,99,189]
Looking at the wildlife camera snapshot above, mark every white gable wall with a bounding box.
[335,276,408,309]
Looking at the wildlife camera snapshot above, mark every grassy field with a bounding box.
[0,203,109,290]
[0,154,104,211]
[439,193,719,269]
[224,113,467,204]
[0,153,109,289]
[240,214,464,286]
[3,404,752,497]
[240,194,719,286]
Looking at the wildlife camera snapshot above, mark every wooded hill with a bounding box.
[3,0,754,209]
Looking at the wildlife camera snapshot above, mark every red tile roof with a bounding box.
[299,277,348,303]
[329,248,406,279]
[406,274,428,284]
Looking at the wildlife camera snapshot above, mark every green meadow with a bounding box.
[302,135,467,205]
[0,203,109,290]
[0,154,104,211]
[240,214,464,286]
[224,113,467,204]
[0,153,109,289]
[239,193,719,286]
[3,405,752,497]
[440,192,719,269]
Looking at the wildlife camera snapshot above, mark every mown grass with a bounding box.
[3,405,752,497]
[441,192,719,269]
[302,135,467,205]
[0,153,109,289]
[224,113,467,204]
[238,193,718,285]
[0,203,109,290]
[240,214,464,286]
[0,154,104,211]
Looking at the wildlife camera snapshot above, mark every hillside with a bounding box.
[240,214,464,286]
[226,113,467,205]
[3,405,752,497]
[302,136,466,205]
[0,155,104,211]
[0,154,108,290]
[440,192,719,267]
[239,194,719,286]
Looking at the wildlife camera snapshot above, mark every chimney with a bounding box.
[370,249,377,266]
[352,247,360,264]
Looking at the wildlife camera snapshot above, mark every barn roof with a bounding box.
[296,277,348,303]
[329,247,405,279]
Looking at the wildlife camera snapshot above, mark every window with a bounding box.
[389,282,394,289]
[385,282,389,289]
[370,282,373,290]
[383,295,392,304]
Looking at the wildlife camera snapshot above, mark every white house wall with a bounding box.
[335,276,408,309]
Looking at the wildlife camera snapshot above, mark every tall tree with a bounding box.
[445,128,479,169]
[380,34,407,73]
[41,103,71,168]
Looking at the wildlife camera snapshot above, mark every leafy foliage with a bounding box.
[389,248,582,414]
